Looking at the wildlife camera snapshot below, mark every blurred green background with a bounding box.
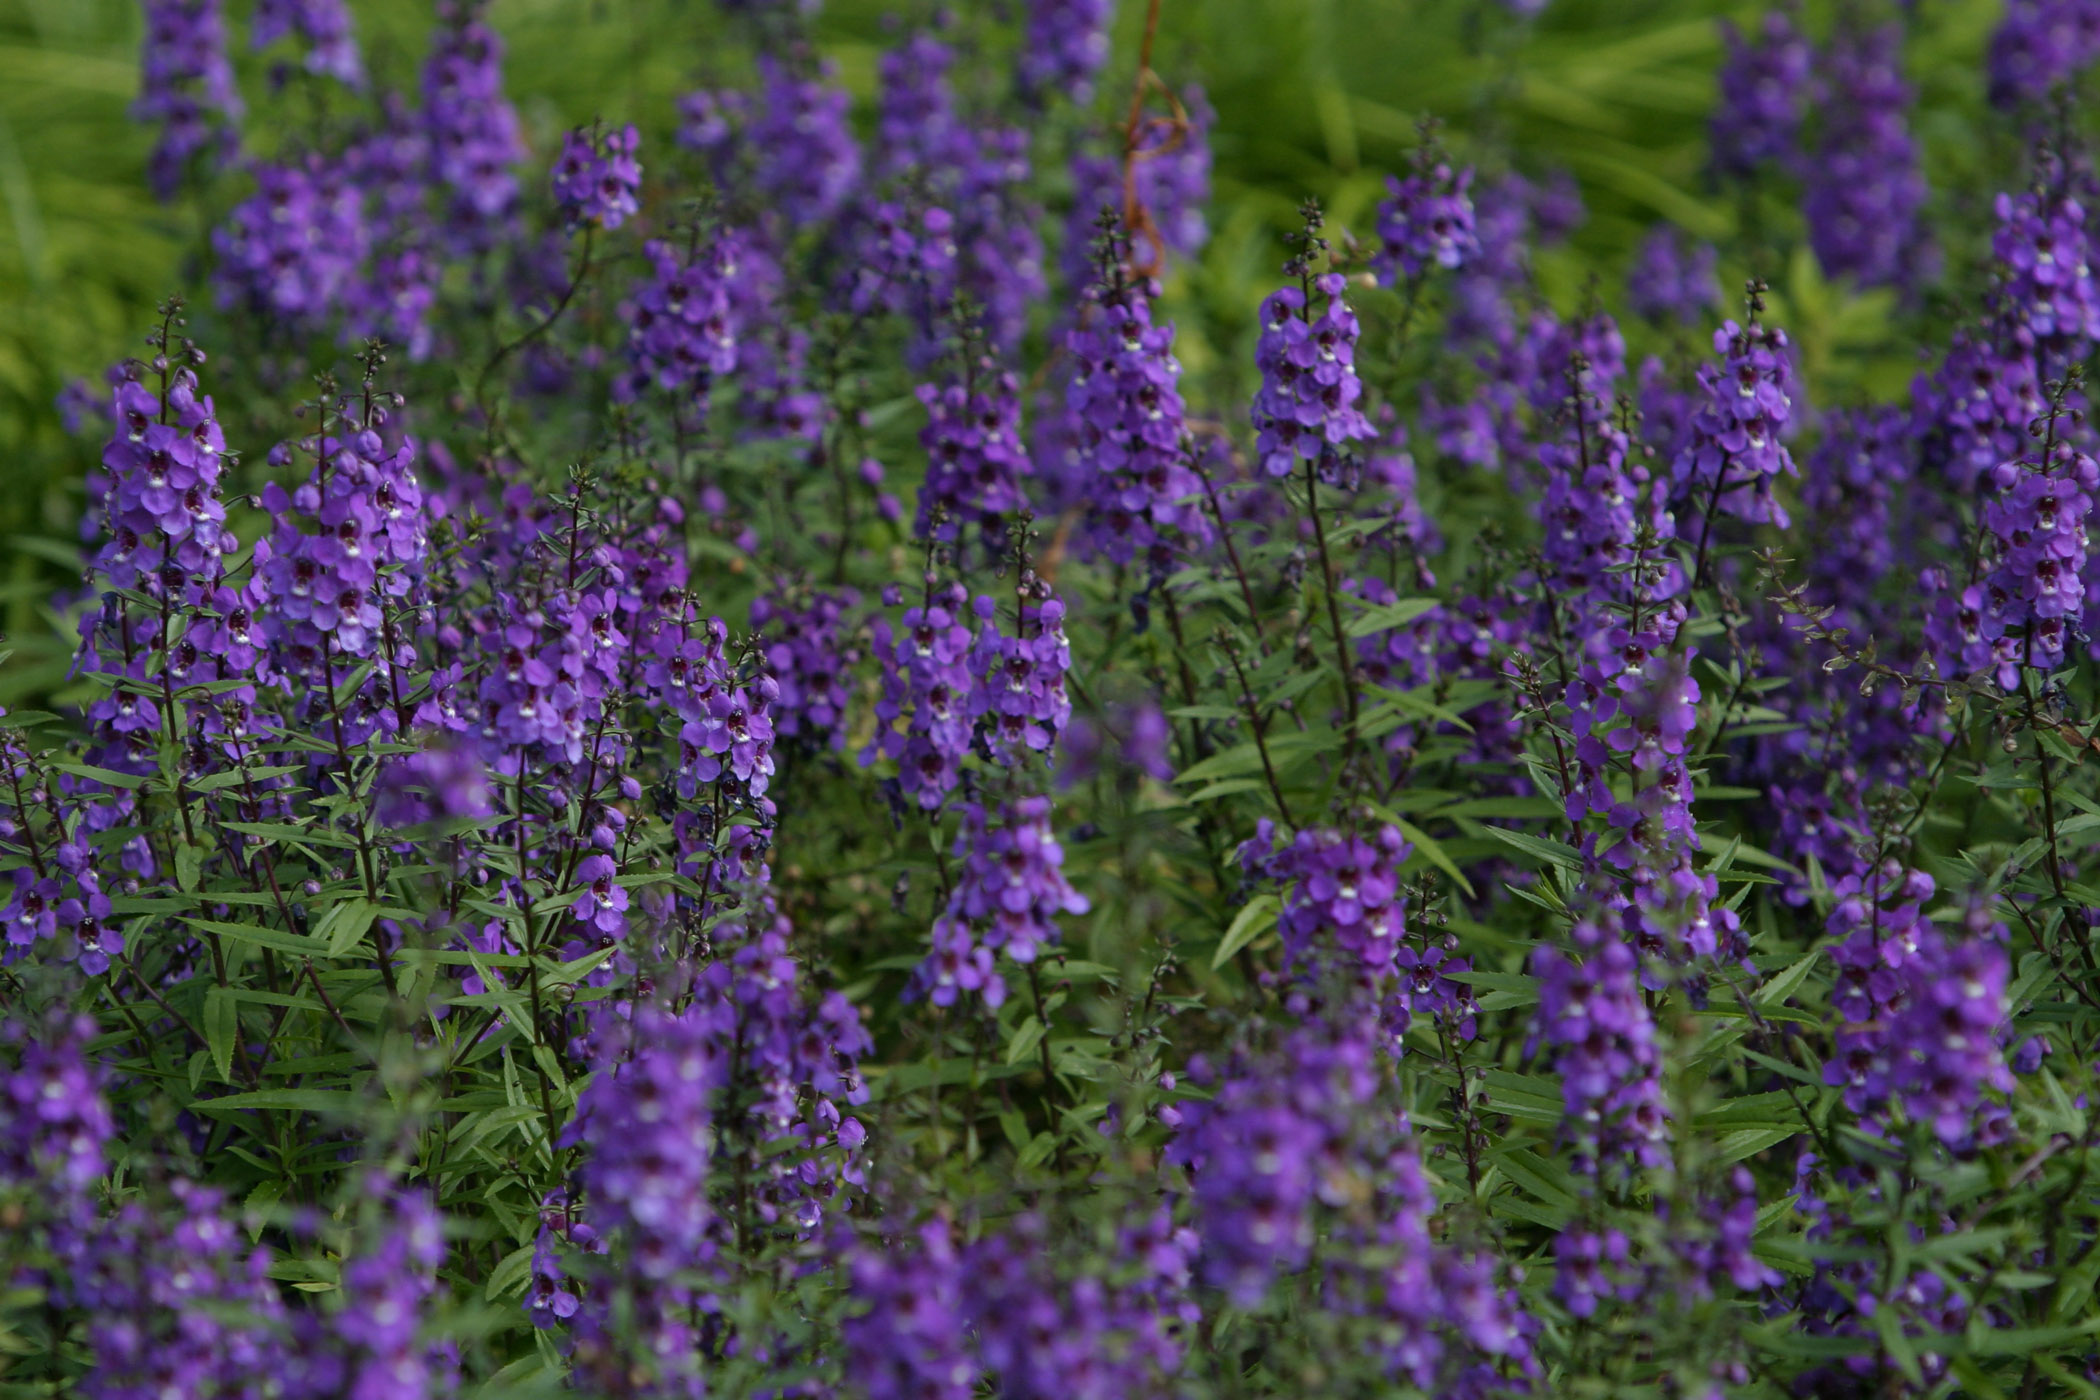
[0,0,2010,684]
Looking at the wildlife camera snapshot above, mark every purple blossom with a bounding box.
[1801,24,1933,290]
[844,1219,978,1400]
[1374,155,1478,283]
[1252,271,1374,477]
[752,584,861,753]
[1063,260,1209,571]
[422,2,524,252]
[618,231,744,402]
[1017,0,1113,104]
[681,59,862,230]
[1671,310,1798,528]
[1627,226,1720,324]
[1930,437,2096,687]
[1710,12,1809,177]
[552,124,642,231]
[1530,907,1670,1176]
[1988,0,2100,108]
[135,0,242,200]
[1991,187,2100,360]
[252,0,361,85]
[863,584,975,811]
[213,156,369,332]
[966,590,1072,764]
[914,796,1089,1008]
[916,366,1032,541]
[1,1013,113,1199]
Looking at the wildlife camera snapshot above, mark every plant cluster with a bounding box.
[8,0,2100,1396]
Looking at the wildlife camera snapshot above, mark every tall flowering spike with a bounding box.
[1252,269,1374,479]
[1264,822,1411,978]
[916,363,1031,542]
[1165,1018,1378,1307]
[1672,294,1797,528]
[93,346,231,599]
[1709,11,1809,178]
[1988,0,2100,109]
[1892,920,2017,1145]
[136,0,242,200]
[681,58,862,230]
[1802,23,1933,290]
[557,1000,721,1396]
[72,1178,293,1396]
[1627,226,1720,325]
[1373,149,1478,284]
[844,1220,979,1400]
[1992,186,2100,363]
[331,1183,456,1399]
[875,34,972,180]
[255,387,429,690]
[1529,906,1671,1176]
[1537,376,1679,628]
[914,796,1088,1008]
[213,156,369,333]
[552,124,642,231]
[1911,328,2044,493]
[0,1013,113,1202]
[1017,0,1113,104]
[862,582,975,811]
[752,583,861,753]
[1065,236,1209,571]
[963,1211,1195,1400]
[252,0,362,85]
[422,0,524,252]
[618,230,743,403]
[965,585,1071,764]
[1931,435,2097,688]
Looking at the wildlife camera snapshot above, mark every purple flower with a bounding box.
[844,1219,979,1400]
[1671,309,1798,528]
[1374,155,1478,283]
[422,1,524,252]
[1252,272,1374,477]
[1801,23,1934,290]
[213,156,369,332]
[552,123,642,230]
[1017,0,1113,104]
[863,584,975,811]
[1710,12,1809,177]
[913,796,1088,1008]
[135,0,242,200]
[1988,0,2100,108]
[1530,907,1670,1176]
[1627,226,1720,324]
[252,0,362,85]
[1930,437,2096,687]
[752,584,861,753]
[618,230,745,402]
[1991,187,2100,360]
[916,366,1032,541]
[1063,256,1210,571]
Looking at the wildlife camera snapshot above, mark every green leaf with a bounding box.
[1006,1016,1046,1066]
[1212,893,1280,969]
[315,898,380,958]
[485,1244,537,1302]
[191,1089,363,1116]
[173,837,204,894]
[1344,596,1438,637]
[204,986,238,1085]
[1477,824,1582,871]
